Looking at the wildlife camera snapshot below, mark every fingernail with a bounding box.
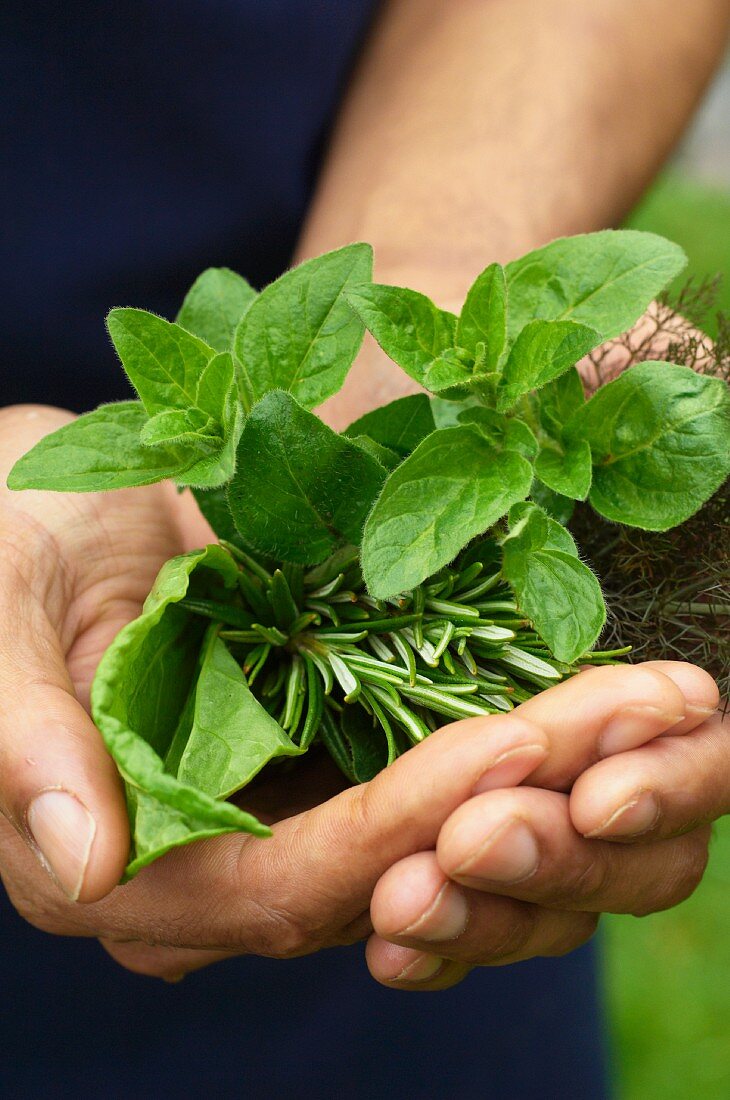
[455,818,539,884]
[400,883,469,943]
[393,953,445,983]
[26,790,96,901]
[473,743,547,795]
[600,706,685,757]
[585,790,660,839]
[684,704,718,722]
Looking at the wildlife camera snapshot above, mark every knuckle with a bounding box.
[476,903,538,964]
[561,853,611,908]
[631,834,710,917]
[242,897,317,959]
[2,876,82,936]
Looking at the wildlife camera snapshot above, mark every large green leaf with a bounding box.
[505,230,687,341]
[177,267,257,351]
[535,438,593,500]
[234,244,372,411]
[91,546,280,878]
[227,391,386,563]
[362,425,534,597]
[7,402,192,492]
[496,319,601,411]
[501,502,605,663]
[176,628,301,798]
[569,362,730,530]
[345,284,457,386]
[106,309,215,416]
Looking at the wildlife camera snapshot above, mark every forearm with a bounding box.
[297,0,730,425]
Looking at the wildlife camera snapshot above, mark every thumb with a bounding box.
[0,571,129,902]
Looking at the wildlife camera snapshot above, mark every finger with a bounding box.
[84,713,548,951]
[0,555,129,902]
[517,662,716,790]
[365,936,473,991]
[436,788,710,914]
[571,707,730,842]
[369,852,598,970]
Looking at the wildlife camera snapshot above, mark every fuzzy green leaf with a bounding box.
[345,394,436,457]
[7,402,193,492]
[234,244,372,411]
[107,309,216,416]
[177,267,257,352]
[505,230,687,342]
[91,546,272,878]
[535,367,586,436]
[348,435,401,470]
[457,262,507,368]
[497,319,601,411]
[502,502,605,663]
[569,361,730,530]
[140,408,222,452]
[228,391,386,563]
[362,425,534,598]
[422,351,474,394]
[345,284,457,386]
[535,438,593,500]
[176,628,301,798]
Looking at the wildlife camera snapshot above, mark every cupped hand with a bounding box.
[366,661,724,990]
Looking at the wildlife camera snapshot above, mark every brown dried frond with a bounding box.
[577,286,730,702]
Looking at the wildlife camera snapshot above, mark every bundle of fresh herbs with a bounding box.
[9,231,730,878]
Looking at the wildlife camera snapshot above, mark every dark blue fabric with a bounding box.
[2,4,610,1096]
[0,887,608,1100]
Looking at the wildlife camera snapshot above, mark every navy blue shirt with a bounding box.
[2,4,609,1096]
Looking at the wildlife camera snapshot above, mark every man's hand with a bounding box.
[366,662,724,990]
[0,405,723,988]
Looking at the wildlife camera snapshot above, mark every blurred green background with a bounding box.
[605,60,730,1100]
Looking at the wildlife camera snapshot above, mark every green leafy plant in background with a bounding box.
[9,231,730,878]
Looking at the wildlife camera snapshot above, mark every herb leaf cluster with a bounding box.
[9,231,730,876]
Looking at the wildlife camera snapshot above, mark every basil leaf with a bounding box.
[458,407,538,459]
[7,402,192,492]
[107,309,215,416]
[177,267,257,352]
[345,284,457,386]
[344,394,436,456]
[502,502,605,663]
[91,546,271,878]
[362,425,534,598]
[496,319,601,412]
[535,438,593,500]
[506,230,687,342]
[456,262,507,369]
[227,391,386,563]
[234,243,372,411]
[569,361,730,530]
[176,628,301,798]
